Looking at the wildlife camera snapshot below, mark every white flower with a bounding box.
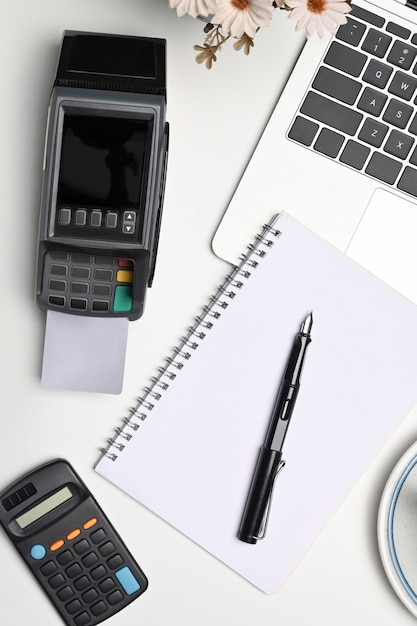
[169,0,214,18]
[210,0,275,39]
[286,0,351,38]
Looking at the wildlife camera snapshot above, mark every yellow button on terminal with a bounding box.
[116,270,133,283]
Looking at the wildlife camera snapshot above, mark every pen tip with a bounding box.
[301,312,313,334]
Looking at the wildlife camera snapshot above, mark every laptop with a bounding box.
[212,0,417,301]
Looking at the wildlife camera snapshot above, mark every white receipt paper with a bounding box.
[41,311,129,394]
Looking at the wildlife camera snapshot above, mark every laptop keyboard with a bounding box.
[288,5,417,198]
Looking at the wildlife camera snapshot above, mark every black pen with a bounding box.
[238,312,313,544]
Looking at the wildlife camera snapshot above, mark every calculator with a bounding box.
[0,459,148,625]
[36,31,169,321]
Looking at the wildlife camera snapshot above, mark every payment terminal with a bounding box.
[36,31,169,321]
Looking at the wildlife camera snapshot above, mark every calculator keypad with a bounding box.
[42,252,134,316]
[30,516,143,625]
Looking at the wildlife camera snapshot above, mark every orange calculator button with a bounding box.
[66,529,81,541]
[83,517,98,530]
[50,539,65,551]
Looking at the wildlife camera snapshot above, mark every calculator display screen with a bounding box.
[16,486,73,530]
[57,113,150,208]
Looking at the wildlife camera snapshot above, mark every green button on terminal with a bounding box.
[113,285,132,312]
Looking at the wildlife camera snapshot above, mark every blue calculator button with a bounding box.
[115,566,140,595]
[30,544,46,560]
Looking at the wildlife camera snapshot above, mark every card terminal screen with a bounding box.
[16,486,73,530]
[57,113,149,209]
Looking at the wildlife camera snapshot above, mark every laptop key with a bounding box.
[408,113,417,135]
[324,41,367,77]
[387,40,417,70]
[384,129,414,159]
[388,70,417,101]
[340,140,370,170]
[361,29,391,58]
[314,128,345,158]
[312,67,361,105]
[363,59,393,89]
[336,17,366,47]
[300,92,363,135]
[398,167,417,196]
[358,119,388,147]
[410,146,417,166]
[365,152,402,184]
[350,5,385,28]
[382,98,413,129]
[357,87,387,116]
[288,116,319,146]
[386,22,411,40]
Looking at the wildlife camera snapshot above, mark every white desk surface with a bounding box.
[3,1,417,624]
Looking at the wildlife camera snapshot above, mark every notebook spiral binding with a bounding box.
[99,221,281,461]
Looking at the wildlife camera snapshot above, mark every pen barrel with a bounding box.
[265,331,310,450]
[284,331,311,388]
[265,380,299,447]
[238,447,283,544]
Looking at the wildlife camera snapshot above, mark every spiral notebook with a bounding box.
[95,212,417,593]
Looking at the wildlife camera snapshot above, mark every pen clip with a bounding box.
[255,458,286,541]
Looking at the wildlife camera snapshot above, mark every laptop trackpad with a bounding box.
[347,188,417,304]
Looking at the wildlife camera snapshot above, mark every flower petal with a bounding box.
[169,0,213,18]
[210,0,274,37]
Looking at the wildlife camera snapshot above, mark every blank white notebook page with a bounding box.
[96,212,417,592]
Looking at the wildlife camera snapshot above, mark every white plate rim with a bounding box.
[378,440,417,618]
